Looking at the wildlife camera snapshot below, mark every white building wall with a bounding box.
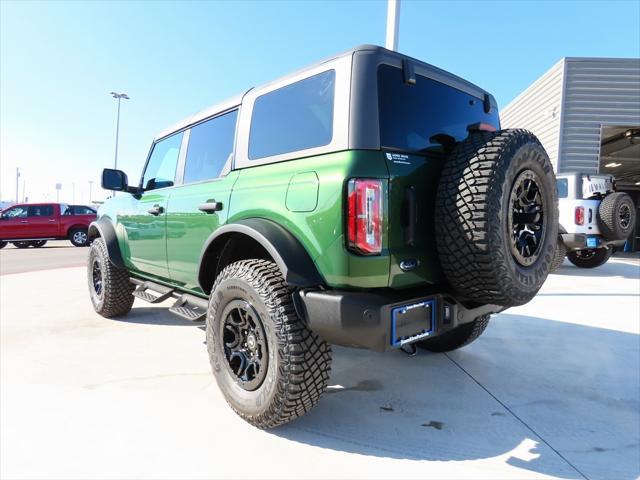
[501,57,640,174]
[560,58,640,173]
[499,59,565,170]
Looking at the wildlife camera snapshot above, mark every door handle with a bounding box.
[20,220,28,223]
[48,219,56,222]
[148,204,164,216]
[198,200,223,214]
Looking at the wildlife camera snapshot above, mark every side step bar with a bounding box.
[130,278,208,322]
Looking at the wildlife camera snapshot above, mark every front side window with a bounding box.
[249,70,335,160]
[142,132,183,191]
[378,64,500,152]
[2,206,28,218]
[28,205,54,217]
[72,206,96,215]
[183,110,238,184]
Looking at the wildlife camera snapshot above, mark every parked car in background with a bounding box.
[552,172,636,269]
[0,203,96,248]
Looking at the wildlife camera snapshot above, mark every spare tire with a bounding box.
[598,192,635,241]
[435,129,558,307]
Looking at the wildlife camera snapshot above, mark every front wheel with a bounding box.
[550,238,566,272]
[0,241,7,249]
[416,315,490,353]
[13,241,31,248]
[567,248,612,268]
[30,240,47,248]
[207,259,332,429]
[87,237,134,317]
[70,228,89,247]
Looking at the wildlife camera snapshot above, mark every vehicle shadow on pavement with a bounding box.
[113,307,199,327]
[271,314,639,480]
[552,260,639,279]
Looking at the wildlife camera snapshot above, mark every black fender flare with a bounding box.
[87,217,125,269]
[198,218,324,291]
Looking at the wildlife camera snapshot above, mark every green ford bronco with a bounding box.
[88,45,558,428]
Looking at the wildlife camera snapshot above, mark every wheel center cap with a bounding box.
[247,333,257,351]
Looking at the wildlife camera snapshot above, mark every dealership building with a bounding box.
[500,57,640,250]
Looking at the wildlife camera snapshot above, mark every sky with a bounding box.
[1,0,639,204]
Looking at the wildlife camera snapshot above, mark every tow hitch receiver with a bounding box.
[391,300,435,347]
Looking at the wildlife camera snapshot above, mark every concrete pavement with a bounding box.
[0,240,87,275]
[1,256,638,479]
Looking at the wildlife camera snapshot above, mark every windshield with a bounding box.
[378,64,499,152]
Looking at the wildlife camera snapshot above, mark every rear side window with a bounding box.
[28,205,53,217]
[183,110,237,184]
[142,132,183,191]
[378,64,499,152]
[249,70,335,160]
[556,179,569,198]
[72,206,96,215]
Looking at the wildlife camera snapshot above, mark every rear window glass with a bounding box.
[556,179,569,198]
[249,70,335,160]
[378,64,499,152]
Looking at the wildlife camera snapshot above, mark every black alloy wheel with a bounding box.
[508,170,547,267]
[220,300,268,391]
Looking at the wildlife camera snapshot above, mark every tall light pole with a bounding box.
[15,168,20,205]
[110,92,130,171]
[386,0,400,51]
[88,180,94,203]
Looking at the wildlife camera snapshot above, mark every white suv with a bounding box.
[554,172,636,269]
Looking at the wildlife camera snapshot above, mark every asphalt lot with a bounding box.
[1,246,639,479]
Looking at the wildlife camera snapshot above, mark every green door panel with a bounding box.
[165,172,239,290]
[286,172,319,212]
[117,189,172,279]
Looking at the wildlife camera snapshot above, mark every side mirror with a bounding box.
[102,168,129,192]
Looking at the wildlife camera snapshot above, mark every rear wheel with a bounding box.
[70,228,89,247]
[30,240,47,248]
[87,237,134,317]
[567,248,612,269]
[0,241,7,249]
[416,315,490,353]
[435,129,559,307]
[13,241,31,248]
[207,259,332,429]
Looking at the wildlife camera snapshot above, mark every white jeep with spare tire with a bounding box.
[553,172,636,270]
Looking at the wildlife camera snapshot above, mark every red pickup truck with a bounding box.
[0,203,96,249]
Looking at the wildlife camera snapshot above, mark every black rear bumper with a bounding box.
[297,288,503,352]
[560,233,625,251]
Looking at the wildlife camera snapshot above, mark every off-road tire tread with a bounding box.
[550,239,566,272]
[88,237,134,317]
[435,129,555,306]
[207,259,332,429]
[598,192,635,241]
[417,315,490,353]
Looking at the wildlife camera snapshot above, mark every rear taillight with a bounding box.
[575,206,585,225]
[347,179,383,255]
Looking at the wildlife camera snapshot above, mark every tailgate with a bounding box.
[385,151,446,288]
